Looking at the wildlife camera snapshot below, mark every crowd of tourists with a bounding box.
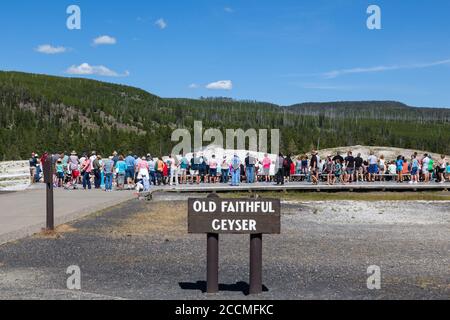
[28,149,450,191]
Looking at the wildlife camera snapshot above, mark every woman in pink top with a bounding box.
[81,156,92,190]
[262,154,272,182]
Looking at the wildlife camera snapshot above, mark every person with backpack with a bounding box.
[190,153,200,184]
[230,154,242,186]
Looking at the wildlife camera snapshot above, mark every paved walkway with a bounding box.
[0,186,136,244]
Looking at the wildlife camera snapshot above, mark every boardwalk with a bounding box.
[0,186,135,244]
[142,181,450,197]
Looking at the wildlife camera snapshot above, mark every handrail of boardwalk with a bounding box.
[138,182,450,200]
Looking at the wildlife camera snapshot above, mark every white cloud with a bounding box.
[206,80,233,90]
[323,58,450,79]
[35,44,67,54]
[93,35,117,46]
[155,18,167,29]
[189,83,199,89]
[66,63,129,77]
[224,7,234,13]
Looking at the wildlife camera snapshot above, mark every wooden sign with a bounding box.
[188,198,281,234]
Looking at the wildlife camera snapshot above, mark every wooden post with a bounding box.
[44,156,54,231]
[249,233,263,294]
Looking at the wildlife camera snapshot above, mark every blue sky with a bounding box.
[1,0,449,107]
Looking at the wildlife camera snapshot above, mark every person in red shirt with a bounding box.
[162,161,169,185]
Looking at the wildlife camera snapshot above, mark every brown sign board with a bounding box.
[188,198,281,234]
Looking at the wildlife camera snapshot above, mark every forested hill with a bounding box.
[0,71,449,161]
[287,101,450,122]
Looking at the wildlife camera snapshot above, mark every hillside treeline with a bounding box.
[0,71,449,160]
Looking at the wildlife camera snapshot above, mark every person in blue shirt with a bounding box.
[115,155,127,190]
[396,155,404,183]
[125,152,136,189]
[230,154,241,186]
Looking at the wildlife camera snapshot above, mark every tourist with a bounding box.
[274,153,284,185]
[92,155,102,189]
[367,151,378,182]
[103,156,114,192]
[162,159,169,185]
[402,157,409,182]
[325,156,335,185]
[422,154,430,183]
[245,153,256,184]
[437,155,447,183]
[335,158,344,184]
[125,152,136,189]
[261,154,272,183]
[199,154,208,184]
[344,151,355,183]
[147,155,156,186]
[179,153,189,185]
[427,155,435,183]
[310,151,319,185]
[354,153,364,183]
[115,155,127,190]
[190,153,200,184]
[167,154,178,186]
[230,153,241,186]
[209,155,218,184]
[220,156,230,184]
[56,159,64,188]
[301,155,309,176]
[378,155,386,181]
[81,155,92,190]
[410,154,419,184]
[29,153,37,184]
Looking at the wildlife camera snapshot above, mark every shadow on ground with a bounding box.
[179,281,269,296]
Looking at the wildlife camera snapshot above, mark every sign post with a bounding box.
[206,233,219,293]
[43,156,54,231]
[188,196,280,295]
[249,233,263,294]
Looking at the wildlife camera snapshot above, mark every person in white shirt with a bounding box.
[167,155,178,186]
[367,151,378,182]
[422,154,430,183]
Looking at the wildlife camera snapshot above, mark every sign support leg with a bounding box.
[207,233,219,293]
[249,233,263,294]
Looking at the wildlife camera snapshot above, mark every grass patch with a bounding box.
[224,191,450,201]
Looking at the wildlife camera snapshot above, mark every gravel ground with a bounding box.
[0,195,448,300]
